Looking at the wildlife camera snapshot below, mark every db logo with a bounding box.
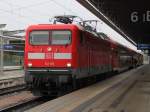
[45,53,53,59]
[47,47,52,51]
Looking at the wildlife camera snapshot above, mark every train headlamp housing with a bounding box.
[28,63,32,67]
[67,63,71,67]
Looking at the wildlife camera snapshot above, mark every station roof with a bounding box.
[0,24,25,40]
[77,0,150,46]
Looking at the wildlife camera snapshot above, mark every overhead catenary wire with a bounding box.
[0,0,53,20]
[51,0,78,16]
[0,0,80,25]
[0,8,41,23]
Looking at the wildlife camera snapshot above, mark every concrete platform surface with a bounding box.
[4,66,23,71]
[107,65,150,112]
[82,64,150,112]
[0,70,24,80]
[25,65,147,112]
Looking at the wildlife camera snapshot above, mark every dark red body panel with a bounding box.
[24,23,143,96]
[24,24,143,79]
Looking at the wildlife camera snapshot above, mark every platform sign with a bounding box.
[3,44,14,50]
[137,44,150,50]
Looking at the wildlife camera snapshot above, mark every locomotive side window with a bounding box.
[30,31,49,45]
[51,31,71,45]
[80,32,84,44]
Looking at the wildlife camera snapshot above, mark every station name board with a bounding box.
[0,44,24,50]
[137,44,150,50]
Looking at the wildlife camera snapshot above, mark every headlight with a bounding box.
[67,63,71,67]
[28,63,32,67]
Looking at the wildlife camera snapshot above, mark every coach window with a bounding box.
[30,31,49,45]
[51,31,71,45]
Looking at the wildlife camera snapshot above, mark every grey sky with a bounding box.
[0,0,139,52]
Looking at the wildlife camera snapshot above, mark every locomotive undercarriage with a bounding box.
[25,69,77,96]
[25,71,111,96]
[25,66,114,96]
[25,65,134,96]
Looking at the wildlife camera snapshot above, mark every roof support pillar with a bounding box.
[0,32,3,75]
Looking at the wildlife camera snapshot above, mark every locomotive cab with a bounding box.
[27,30,72,70]
[24,24,80,94]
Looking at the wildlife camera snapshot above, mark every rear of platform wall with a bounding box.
[143,54,149,64]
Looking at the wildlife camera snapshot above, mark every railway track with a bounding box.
[0,67,144,112]
[0,96,40,112]
[0,82,56,112]
[0,84,26,97]
[0,77,25,90]
[0,91,52,112]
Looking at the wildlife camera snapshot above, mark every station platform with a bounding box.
[26,64,150,112]
[0,70,24,80]
[3,66,23,71]
[0,70,24,89]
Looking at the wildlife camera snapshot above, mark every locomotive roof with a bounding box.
[54,15,78,19]
[26,24,140,54]
[27,24,84,31]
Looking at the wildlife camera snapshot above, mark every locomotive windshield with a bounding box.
[30,31,49,45]
[30,30,71,45]
[51,31,71,45]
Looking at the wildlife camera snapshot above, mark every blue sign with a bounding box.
[3,44,14,50]
[137,44,150,50]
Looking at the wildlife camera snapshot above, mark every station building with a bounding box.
[0,35,25,68]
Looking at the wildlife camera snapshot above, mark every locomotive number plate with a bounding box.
[45,53,53,59]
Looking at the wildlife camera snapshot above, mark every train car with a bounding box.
[24,26,112,94]
[110,40,143,72]
[24,15,143,95]
[98,33,140,72]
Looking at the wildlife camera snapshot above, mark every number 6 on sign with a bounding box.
[131,12,138,22]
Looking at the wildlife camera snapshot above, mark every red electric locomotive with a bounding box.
[24,15,142,95]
